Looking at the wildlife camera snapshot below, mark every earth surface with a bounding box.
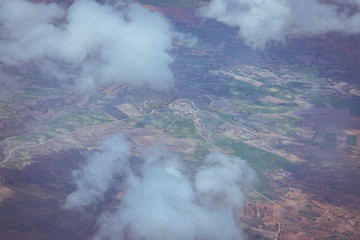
[0,0,360,239]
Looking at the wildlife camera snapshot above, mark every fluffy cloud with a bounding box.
[195,151,257,206]
[95,148,255,240]
[64,134,129,209]
[0,0,176,90]
[65,135,257,240]
[200,0,360,49]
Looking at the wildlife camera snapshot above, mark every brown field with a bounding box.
[218,70,264,87]
[261,95,289,104]
[0,184,14,201]
[116,103,141,118]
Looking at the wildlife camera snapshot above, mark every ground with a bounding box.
[0,1,360,240]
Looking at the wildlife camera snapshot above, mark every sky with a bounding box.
[65,134,257,240]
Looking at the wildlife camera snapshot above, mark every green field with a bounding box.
[306,94,360,116]
[89,95,98,104]
[216,111,302,137]
[54,114,86,132]
[214,139,296,172]
[167,117,202,140]
[213,100,297,122]
[285,81,312,92]
[324,132,337,145]
[47,112,113,135]
[103,106,128,120]
[258,84,296,101]
[346,135,357,146]
[0,99,12,114]
[126,114,215,165]
[125,112,178,130]
[263,115,302,138]
[201,81,259,99]
[202,71,315,104]
[299,210,321,218]
[11,135,37,143]
[311,131,319,142]
[213,138,296,198]
[166,117,276,199]
[24,87,66,97]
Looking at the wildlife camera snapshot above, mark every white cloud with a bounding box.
[200,0,360,49]
[195,151,257,206]
[95,147,252,240]
[64,134,129,209]
[65,135,257,239]
[0,0,176,90]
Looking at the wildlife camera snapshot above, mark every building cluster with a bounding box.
[169,99,199,119]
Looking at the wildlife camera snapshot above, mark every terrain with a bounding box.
[0,0,360,240]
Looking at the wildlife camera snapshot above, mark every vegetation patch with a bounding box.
[24,87,65,97]
[168,117,201,140]
[311,131,319,142]
[215,139,295,172]
[213,138,296,198]
[306,94,360,116]
[51,112,113,133]
[103,106,128,120]
[299,210,321,218]
[258,84,296,101]
[286,81,312,92]
[346,135,357,146]
[11,135,37,143]
[324,132,337,145]
[89,95,98,104]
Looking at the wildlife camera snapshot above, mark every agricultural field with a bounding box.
[346,135,357,146]
[1,1,360,240]
[103,106,128,120]
[23,87,66,98]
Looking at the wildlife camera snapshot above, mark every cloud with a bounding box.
[0,0,176,90]
[64,134,129,209]
[200,0,360,49]
[195,151,258,206]
[69,136,258,240]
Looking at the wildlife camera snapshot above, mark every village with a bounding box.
[168,99,201,124]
